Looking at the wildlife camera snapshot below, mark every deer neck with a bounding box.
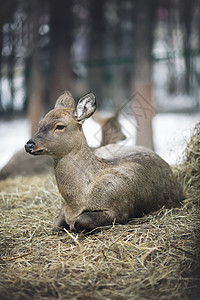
[53,137,105,204]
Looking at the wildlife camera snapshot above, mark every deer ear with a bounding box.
[55,91,75,109]
[74,92,96,124]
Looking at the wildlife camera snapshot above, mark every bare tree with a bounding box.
[131,0,155,150]
[27,0,46,135]
[48,0,73,107]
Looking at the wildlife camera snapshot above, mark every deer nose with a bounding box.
[25,139,35,153]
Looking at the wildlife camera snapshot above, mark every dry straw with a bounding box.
[0,123,200,300]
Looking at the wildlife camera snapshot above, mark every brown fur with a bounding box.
[25,91,183,232]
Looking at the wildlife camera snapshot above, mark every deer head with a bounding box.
[25,91,96,158]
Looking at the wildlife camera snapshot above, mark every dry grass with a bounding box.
[0,124,200,300]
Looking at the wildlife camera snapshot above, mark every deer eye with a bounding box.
[55,124,65,130]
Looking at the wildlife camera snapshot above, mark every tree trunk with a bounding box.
[131,0,155,150]
[87,0,106,106]
[28,57,44,135]
[182,0,192,94]
[49,0,73,107]
[28,0,45,136]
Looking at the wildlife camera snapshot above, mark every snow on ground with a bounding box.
[153,113,200,164]
[0,118,30,170]
[0,112,199,170]
[118,112,200,164]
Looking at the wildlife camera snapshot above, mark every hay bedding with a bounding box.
[0,125,200,300]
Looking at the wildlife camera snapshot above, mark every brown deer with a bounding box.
[0,107,126,180]
[92,111,126,147]
[25,91,183,232]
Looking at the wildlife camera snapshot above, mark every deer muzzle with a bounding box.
[25,139,48,155]
[25,139,35,154]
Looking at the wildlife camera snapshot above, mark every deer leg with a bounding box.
[53,203,69,231]
[74,210,114,232]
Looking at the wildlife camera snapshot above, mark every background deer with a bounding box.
[92,111,126,147]
[25,91,183,232]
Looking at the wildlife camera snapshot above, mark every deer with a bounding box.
[0,107,126,180]
[25,91,183,232]
[92,111,126,147]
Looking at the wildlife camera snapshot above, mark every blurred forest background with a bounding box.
[0,0,200,150]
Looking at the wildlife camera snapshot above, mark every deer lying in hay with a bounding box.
[25,91,183,232]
